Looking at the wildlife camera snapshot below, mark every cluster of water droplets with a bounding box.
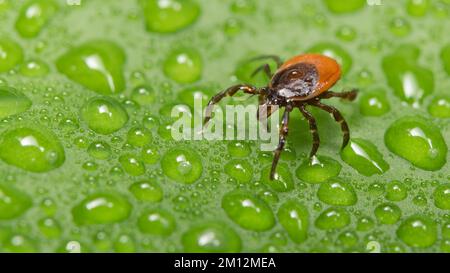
[0,0,448,252]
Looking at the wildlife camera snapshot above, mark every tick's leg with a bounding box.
[319,89,358,101]
[270,105,292,180]
[299,104,320,158]
[251,63,273,78]
[248,55,283,68]
[311,101,350,149]
[249,55,283,79]
[204,84,258,126]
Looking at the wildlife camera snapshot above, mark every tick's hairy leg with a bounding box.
[203,84,258,126]
[270,105,292,180]
[311,101,350,149]
[299,104,320,158]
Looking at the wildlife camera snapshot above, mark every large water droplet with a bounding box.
[161,148,203,184]
[56,41,126,95]
[315,207,350,230]
[222,190,275,231]
[340,138,389,176]
[359,88,390,117]
[72,192,132,225]
[295,155,341,184]
[224,159,254,183]
[317,178,357,206]
[323,0,365,14]
[15,0,58,38]
[141,0,200,33]
[0,39,23,72]
[374,203,402,225]
[129,181,163,202]
[138,208,176,236]
[277,200,309,243]
[0,87,31,119]
[163,48,202,83]
[80,97,129,135]
[433,184,450,210]
[182,222,242,252]
[385,116,447,171]
[382,45,434,106]
[397,216,437,248]
[261,164,294,192]
[0,184,32,220]
[0,127,65,172]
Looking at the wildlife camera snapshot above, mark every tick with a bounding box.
[204,54,358,180]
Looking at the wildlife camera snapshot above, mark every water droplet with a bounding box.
[406,0,429,17]
[385,180,408,201]
[230,0,256,14]
[261,164,294,192]
[0,127,65,172]
[19,59,49,77]
[374,203,402,225]
[433,184,450,210]
[317,178,357,206]
[141,145,160,164]
[340,138,389,176]
[308,42,352,74]
[72,192,132,225]
[428,95,450,118]
[15,0,58,38]
[127,126,152,147]
[114,234,136,253]
[81,97,129,134]
[142,0,200,33]
[0,87,31,119]
[87,141,111,160]
[178,86,213,109]
[138,209,176,236]
[359,88,390,116]
[323,0,365,14]
[182,222,242,252]
[385,116,447,170]
[295,155,341,183]
[119,154,145,176]
[315,207,350,230]
[335,25,357,41]
[129,181,163,202]
[0,39,23,72]
[131,85,155,106]
[356,216,375,231]
[389,18,411,37]
[37,217,61,238]
[442,44,450,76]
[277,200,309,243]
[224,18,243,37]
[222,190,275,231]
[397,216,437,248]
[382,45,434,106]
[0,184,31,219]
[2,234,36,253]
[227,141,251,158]
[56,41,126,95]
[161,148,203,184]
[163,48,202,83]
[224,159,254,183]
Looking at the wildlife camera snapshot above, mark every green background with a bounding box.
[0,0,449,253]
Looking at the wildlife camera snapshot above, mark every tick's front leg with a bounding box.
[203,84,258,126]
[320,89,358,101]
[270,105,292,180]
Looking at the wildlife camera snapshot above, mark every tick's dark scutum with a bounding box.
[270,63,319,97]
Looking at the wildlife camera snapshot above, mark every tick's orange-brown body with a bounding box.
[204,54,357,180]
[276,54,341,100]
